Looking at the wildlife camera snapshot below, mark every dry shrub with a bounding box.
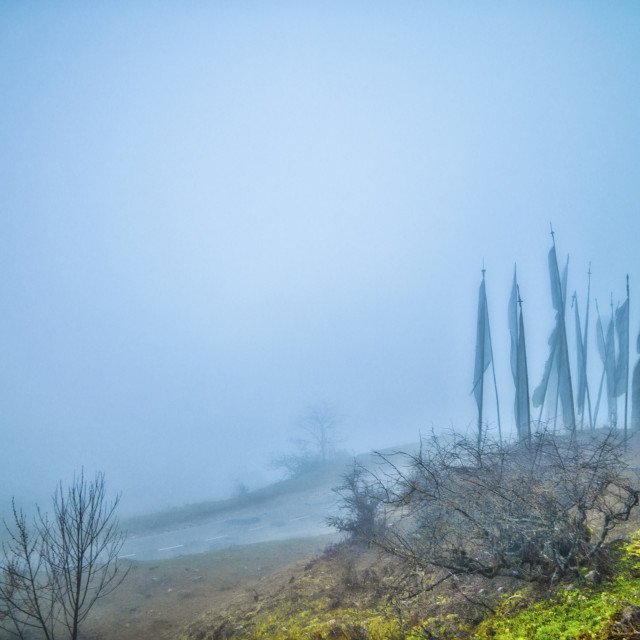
[334,429,640,588]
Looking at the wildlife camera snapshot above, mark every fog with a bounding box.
[1,2,639,517]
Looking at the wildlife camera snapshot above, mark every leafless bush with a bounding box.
[0,471,128,640]
[336,429,640,586]
[327,460,386,543]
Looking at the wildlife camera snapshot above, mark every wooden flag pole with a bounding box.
[491,348,502,445]
[477,266,486,448]
[593,299,606,429]
[625,275,630,442]
[517,286,531,442]
[585,264,594,430]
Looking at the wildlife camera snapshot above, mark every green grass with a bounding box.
[472,538,640,640]
[200,535,640,640]
[245,601,409,640]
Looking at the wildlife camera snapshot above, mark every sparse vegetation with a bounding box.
[474,536,640,639]
[63,434,640,640]
[175,528,640,640]
[84,537,331,640]
[327,461,386,543]
[331,429,640,590]
[179,541,450,640]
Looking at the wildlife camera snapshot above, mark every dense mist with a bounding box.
[1,2,639,517]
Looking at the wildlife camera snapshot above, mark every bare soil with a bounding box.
[84,536,332,640]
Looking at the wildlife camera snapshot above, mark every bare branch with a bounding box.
[0,471,129,640]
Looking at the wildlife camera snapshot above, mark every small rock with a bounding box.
[620,606,640,623]
[584,570,598,583]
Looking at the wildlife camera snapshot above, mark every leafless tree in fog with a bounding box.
[273,401,345,477]
[293,401,343,464]
[0,471,128,640]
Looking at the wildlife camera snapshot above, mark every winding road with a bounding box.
[119,480,339,561]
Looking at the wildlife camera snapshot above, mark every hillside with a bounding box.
[84,435,640,640]
[83,459,351,639]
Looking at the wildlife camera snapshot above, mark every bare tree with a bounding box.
[0,471,128,640]
[273,402,344,477]
[332,429,640,587]
[293,401,342,465]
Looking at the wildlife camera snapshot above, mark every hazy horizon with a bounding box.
[1,2,639,517]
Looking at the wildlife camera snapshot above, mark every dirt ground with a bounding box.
[83,536,332,640]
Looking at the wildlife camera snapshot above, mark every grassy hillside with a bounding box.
[176,534,640,640]
[174,433,640,640]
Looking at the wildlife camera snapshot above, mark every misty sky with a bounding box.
[1,2,639,515]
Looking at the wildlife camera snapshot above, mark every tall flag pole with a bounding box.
[532,227,576,434]
[626,275,630,438]
[532,254,558,425]
[559,254,573,432]
[473,266,501,445]
[573,278,593,431]
[608,296,618,427]
[584,265,594,430]
[595,297,617,428]
[632,323,640,432]
[593,299,607,428]
[573,291,586,429]
[509,268,519,433]
[509,268,518,399]
[517,286,531,441]
[491,332,503,444]
[615,275,630,439]
[474,267,488,446]
[509,267,530,440]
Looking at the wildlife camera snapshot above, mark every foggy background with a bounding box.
[1,2,639,517]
